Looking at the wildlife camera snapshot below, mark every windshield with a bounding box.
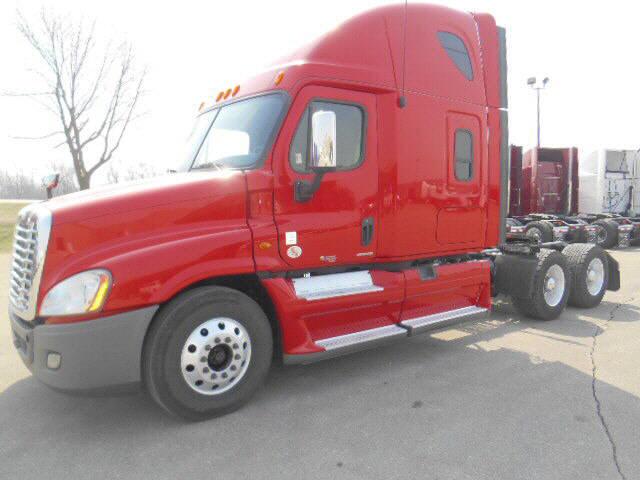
[181,93,287,171]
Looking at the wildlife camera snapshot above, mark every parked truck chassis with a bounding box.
[508,146,639,249]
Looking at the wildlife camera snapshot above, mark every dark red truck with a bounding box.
[8,4,620,420]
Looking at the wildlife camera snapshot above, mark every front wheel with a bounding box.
[513,249,571,320]
[143,286,273,421]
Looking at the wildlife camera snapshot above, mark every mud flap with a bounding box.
[492,253,538,298]
[605,252,620,291]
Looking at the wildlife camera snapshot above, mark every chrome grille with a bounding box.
[8,205,52,321]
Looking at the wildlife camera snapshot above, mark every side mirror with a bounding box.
[42,173,60,199]
[295,110,337,202]
[310,110,337,170]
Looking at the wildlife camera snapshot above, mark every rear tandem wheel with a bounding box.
[512,249,571,321]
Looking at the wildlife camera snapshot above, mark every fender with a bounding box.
[100,227,254,311]
[39,173,253,322]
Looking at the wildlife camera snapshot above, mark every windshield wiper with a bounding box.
[191,161,223,171]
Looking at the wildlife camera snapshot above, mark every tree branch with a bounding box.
[13,8,147,189]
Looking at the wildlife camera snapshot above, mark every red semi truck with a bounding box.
[507,146,637,248]
[8,4,620,420]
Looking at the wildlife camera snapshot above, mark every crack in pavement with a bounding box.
[590,299,633,480]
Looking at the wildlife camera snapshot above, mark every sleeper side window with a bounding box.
[454,129,474,181]
[290,101,364,173]
[438,31,474,81]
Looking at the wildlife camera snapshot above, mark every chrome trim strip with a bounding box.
[401,306,488,334]
[8,204,52,321]
[292,270,383,301]
[316,324,407,351]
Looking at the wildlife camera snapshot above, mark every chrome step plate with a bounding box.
[316,325,407,351]
[400,306,489,335]
[292,271,383,301]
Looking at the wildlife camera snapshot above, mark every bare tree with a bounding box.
[6,10,146,189]
[0,161,78,200]
[106,161,160,184]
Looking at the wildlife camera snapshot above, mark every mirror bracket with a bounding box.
[294,167,335,202]
[42,173,61,199]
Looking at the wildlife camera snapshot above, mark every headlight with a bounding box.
[40,269,112,316]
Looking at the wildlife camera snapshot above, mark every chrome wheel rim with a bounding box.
[180,317,252,395]
[543,264,565,307]
[586,258,605,296]
[527,228,543,243]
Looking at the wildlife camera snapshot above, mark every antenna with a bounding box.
[398,0,408,108]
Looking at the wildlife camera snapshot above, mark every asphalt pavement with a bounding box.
[1,249,639,480]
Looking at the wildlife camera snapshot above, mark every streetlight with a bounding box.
[527,76,550,147]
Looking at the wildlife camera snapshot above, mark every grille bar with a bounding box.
[8,205,52,321]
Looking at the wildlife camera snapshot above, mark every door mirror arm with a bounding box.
[294,166,336,202]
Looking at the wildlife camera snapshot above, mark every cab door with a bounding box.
[436,110,487,246]
[273,86,379,269]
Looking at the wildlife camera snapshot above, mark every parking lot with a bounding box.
[1,249,639,480]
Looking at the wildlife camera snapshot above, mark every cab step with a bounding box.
[283,305,489,365]
[400,306,488,335]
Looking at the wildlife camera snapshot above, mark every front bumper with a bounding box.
[9,306,158,393]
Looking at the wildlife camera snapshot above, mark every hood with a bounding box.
[45,170,244,226]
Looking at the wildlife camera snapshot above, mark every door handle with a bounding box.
[361,217,374,246]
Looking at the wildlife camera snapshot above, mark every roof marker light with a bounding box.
[232,85,240,96]
[198,101,206,112]
[274,71,285,85]
[216,91,225,102]
[224,88,232,99]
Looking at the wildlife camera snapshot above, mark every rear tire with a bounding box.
[142,286,273,421]
[593,219,618,248]
[525,221,554,243]
[512,249,571,320]
[562,244,608,308]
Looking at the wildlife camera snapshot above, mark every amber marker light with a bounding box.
[198,101,206,111]
[258,241,272,250]
[89,272,112,312]
[232,85,240,96]
[224,88,232,99]
[216,91,225,102]
[274,71,285,85]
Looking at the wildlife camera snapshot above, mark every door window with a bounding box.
[454,129,474,181]
[290,101,365,173]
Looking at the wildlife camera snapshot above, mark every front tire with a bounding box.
[513,249,571,320]
[562,244,608,308]
[142,286,273,421]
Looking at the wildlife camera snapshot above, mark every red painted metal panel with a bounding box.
[400,261,492,321]
[261,270,405,355]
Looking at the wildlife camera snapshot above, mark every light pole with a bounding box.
[527,76,550,147]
